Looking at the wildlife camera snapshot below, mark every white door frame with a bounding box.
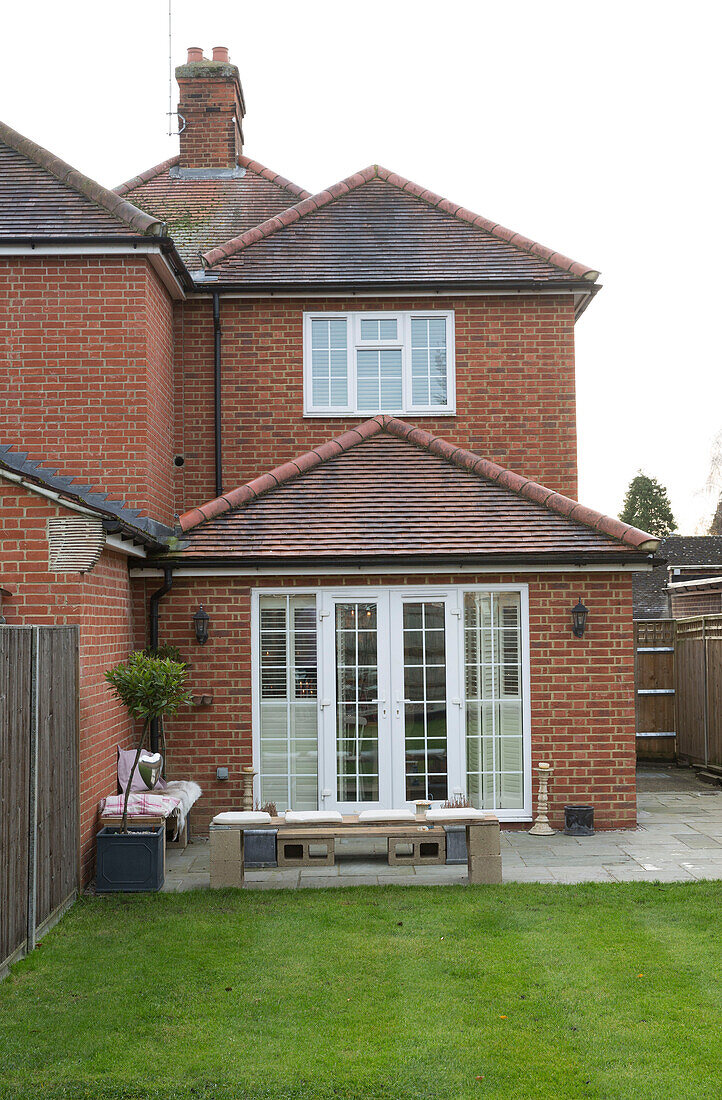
[251,583,532,821]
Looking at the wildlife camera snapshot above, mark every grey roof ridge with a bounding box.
[201,163,600,281]
[0,119,164,236]
[0,445,174,545]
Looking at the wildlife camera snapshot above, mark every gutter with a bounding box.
[148,566,173,754]
[213,292,223,498]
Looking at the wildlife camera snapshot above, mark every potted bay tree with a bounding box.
[96,652,192,892]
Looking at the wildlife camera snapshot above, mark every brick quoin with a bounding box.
[132,570,636,833]
[172,294,578,515]
[0,482,138,880]
[0,255,176,525]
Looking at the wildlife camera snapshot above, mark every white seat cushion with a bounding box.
[358,809,415,822]
[284,810,344,824]
[425,808,490,822]
[212,811,272,826]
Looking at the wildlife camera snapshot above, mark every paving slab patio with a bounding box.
[162,765,722,891]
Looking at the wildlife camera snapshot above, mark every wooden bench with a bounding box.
[210,815,501,887]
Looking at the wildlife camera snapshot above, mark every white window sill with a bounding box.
[303,409,458,418]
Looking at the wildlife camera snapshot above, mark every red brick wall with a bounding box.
[172,294,578,514]
[0,255,176,524]
[177,68,243,169]
[0,481,138,881]
[133,569,636,831]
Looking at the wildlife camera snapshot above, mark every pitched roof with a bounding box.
[0,445,173,548]
[199,165,599,290]
[632,535,722,618]
[114,154,310,267]
[175,417,656,562]
[0,120,162,239]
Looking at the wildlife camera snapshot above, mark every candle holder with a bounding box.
[242,765,256,812]
[415,799,432,820]
[529,762,555,836]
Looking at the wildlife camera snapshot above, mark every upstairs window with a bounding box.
[303,310,455,416]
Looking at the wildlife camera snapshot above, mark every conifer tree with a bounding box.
[619,472,677,537]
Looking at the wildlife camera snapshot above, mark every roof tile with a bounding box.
[176,417,658,563]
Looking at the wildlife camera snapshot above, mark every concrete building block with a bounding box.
[468,854,503,884]
[466,822,501,859]
[276,836,335,867]
[388,834,446,865]
[210,859,244,889]
[209,825,241,862]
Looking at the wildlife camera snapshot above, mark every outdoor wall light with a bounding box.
[193,604,210,645]
[571,598,589,638]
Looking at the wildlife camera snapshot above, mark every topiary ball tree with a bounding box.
[105,652,192,833]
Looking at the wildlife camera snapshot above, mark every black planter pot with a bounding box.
[564,805,595,836]
[96,825,165,892]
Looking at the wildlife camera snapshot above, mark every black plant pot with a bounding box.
[564,805,595,836]
[96,825,165,892]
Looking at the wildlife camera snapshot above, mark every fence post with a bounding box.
[26,627,40,953]
[703,617,709,768]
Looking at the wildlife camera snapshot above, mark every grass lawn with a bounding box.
[1,882,722,1100]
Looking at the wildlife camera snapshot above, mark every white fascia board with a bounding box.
[105,535,147,559]
[0,243,185,300]
[130,561,652,579]
[0,468,146,558]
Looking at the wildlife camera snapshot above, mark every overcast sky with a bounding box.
[3,0,720,532]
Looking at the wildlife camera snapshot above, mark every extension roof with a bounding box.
[196,165,600,295]
[0,445,173,549]
[0,120,162,239]
[174,417,657,563]
[115,154,310,267]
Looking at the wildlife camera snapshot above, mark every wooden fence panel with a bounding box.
[0,628,33,971]
[35,627,79,929]
[705,619,722,766]
[634,620,676,760]
[675,615,722,768]
[0,626,79,976]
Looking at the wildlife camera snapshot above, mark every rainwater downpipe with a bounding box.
[148,566,173,753]
[213,292,223,498]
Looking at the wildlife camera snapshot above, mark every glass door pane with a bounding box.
[401,600,448,802]
[464,592,524,811]
[335,601,381,802]
[258,595,318,811]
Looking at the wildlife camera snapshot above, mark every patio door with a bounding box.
[255,585,530,819]
[318,590,460,812]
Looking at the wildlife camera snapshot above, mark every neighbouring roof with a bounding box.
[114,154,310,267]
[633,535,722,618]
[198,165,600,293]
[0,445,173,548]
[0,120,162,239]
[174,417,656,562]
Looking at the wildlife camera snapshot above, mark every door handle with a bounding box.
[320,699,331,709]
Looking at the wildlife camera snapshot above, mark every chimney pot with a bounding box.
[212,46,229,63]
[187,47,204,63]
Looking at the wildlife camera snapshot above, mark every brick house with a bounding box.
[0,47,659,880]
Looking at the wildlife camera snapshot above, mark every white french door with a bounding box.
[254,585,531,820]
[317,590,462,813]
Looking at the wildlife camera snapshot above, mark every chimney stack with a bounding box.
[175,46,245,172]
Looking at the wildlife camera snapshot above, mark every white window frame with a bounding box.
[251,583,531,821]
[303,310,456,417]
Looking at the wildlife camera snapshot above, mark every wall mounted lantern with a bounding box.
[193,604,210,645]
[571,598,589,638]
